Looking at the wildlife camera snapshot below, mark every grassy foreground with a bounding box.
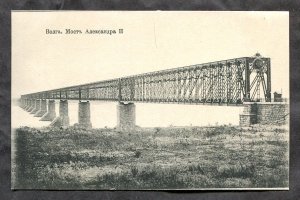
[14,125,289,189]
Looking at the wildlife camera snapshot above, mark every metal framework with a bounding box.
[21,53,271,106]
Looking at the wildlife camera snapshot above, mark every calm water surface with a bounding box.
[12,101,243,129]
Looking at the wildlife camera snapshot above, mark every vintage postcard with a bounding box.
[11,11,289,190]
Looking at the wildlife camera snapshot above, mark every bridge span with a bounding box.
[19,53,288,129]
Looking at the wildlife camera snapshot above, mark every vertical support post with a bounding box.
[226,62,232,105]
[142,77,145,102]
[79,88,81,100]
[266,58,271,102]
[118,78,122,102]
[130,78,135,101]
[245,58,251,101]
[177,71,180,102]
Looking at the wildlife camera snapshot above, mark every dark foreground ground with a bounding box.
[13,125,289,190]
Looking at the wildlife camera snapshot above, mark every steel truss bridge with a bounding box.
[21,53,271,106]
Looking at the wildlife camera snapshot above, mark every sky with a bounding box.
[12,11,289,99]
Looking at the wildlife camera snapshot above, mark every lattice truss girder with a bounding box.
[21,55,271,104]
[122,60,247,104]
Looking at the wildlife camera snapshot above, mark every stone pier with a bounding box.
[50,100,69,127]
[23,99,27,110]
[34,99,47,117]
[25,100,33,111]
[30,99,40,114]
[117,102,136,130]
[23,99,27,109]
[27,100,36,112]
[24,99,30,110]
[240,102,289,126]
[40,100,56,121]
[27,100,33,110]
[77,101,92,128]
[21,99,26,109]
[20,99,23,108]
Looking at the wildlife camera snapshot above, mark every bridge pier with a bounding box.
[19,99,23,108]
[20,99,25,109]
[240,102,289,126]
[27,100,35,112]
[27,100,33,110]
[30,99,40,114]
[34,99,47,117]
[26,100,32,110]
[77,101,92,128]
[22,99,27,109]
[24,99,30,110]
[23,99,29,110]
[117,102,136,131]
[239,103,257,126]
[40,100,56,121]
[25,99,33,111]
[50,100,69,127]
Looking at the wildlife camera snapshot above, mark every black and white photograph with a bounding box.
[11,11,289,190]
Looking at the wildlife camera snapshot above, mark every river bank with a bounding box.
[12,124,289,190]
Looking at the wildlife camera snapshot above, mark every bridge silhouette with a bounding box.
[21,53,271,104]
[20,53,285,130]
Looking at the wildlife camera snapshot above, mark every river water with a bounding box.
[12,101,243,129]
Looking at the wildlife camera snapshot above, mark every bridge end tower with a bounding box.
[240,101,289,126]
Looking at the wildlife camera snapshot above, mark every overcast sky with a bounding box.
[12,11,289,99]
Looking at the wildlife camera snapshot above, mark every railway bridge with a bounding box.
[19,53,288,129]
